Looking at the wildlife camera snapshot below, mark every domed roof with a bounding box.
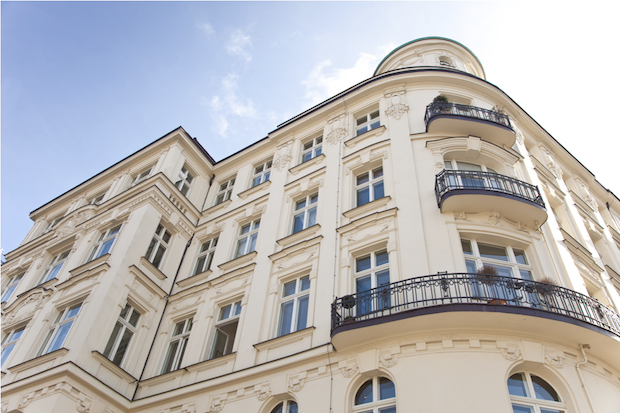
[373,36,486,79]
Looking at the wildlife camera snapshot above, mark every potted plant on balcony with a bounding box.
[534,276,558,306]
[433,95,450,114]
[476,265,507,305]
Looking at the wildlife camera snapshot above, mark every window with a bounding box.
[193,237,218,275]
[103,303,141,366]
[90,192,106,205]
[43,215,64,234]
[161,317,192,374]
[38,303,82,356]
[145,224,171,269]
[87,225,122,262]
[130,168,151,187]
[354,376,396,413]
[444,160,499,189]
[461,239,533,280]
[508,372,565,413]
[175,164,194,196]
[251,160,272,187]
[356,110,380,136]
[1,326,25,368]
[356,167,384,207]
[292,193,318,234]
[38,250,71,285]
[278,276,310,336]
[1,273,24,303]
[355,250,390,316]
[301,136,323,163]
[210,301,241,359]
[214,177,236,205]
[234,219,260,258]
[271,401,298,413]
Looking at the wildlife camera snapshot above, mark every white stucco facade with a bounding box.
[2,37,620,413]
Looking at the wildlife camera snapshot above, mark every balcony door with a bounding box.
[444,160,499,190]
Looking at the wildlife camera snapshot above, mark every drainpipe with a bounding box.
[201,174,216,211]
[575,344,597,413]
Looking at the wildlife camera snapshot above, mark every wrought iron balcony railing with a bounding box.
[331,273,620,337]
[424,102,513,130]
[435,169,545,209]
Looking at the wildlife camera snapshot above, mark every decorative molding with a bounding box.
[488,212,502,225]
[574,177,598,210]
[254,383,272,401]
[3,288,54,328]
[500,347,522,361]
[544,351,564,369]
[209,395,226,412]
[237,181,271,201]
[384,89,409,120]
[289,154,325,175]
[379,353,398,368]
[325,113,347,144]
[453,211,467,220]
[273,139,294,171]
[339,360,358,378]
[289,371,307,392]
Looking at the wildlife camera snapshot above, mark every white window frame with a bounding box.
[193,237,218,275]
[161,317,193,374]
[251,160,272,188]
[38,303,82,356]
[130,168,152,187]
[300,136,323,163]
[353,376,396,413]
[87,224,122,262]
[90,191,107,205]
[355,249,390,315]
[103,303,141,366]
[356,110,380,136]
[214,177,236,205]
[209,301,242,359]
[355,167,384,207]
[38,249,71,285]
[145,223,171,269]
[508,372,566,413]
[1,273,24,303]
[277,275,310,337]
[175,164,194,196]
[291,193,318,234]
[1,326,26,369]
[43,215,64,234]
[461,238,533,281]
[234,219,260,259]
[270,401,298,413]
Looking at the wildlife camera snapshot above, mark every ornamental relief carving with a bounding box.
[343,217,392,245]
[379,353,398,368]
[170,292,203,312]
[289,371,307,392]
[544,351,563,369]
[339,360,359,378]
[384,89,409,120]
[325,113,347,144]
[254,383,272,401]
[274,245,319,271]
[209,395,226,412]
[500,347,522,361]
[273,139,295,171]
[4,289,53,327]
[214,274,251,296]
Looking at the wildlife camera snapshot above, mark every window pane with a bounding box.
[512,405,534,413]
[315,146,322,157]
[307,206,317,227]
[162,341,179,373]
[461,239,473,255]
[103,322,123,358]
[356,255,371,272]
[47,262,64,281]
[357,187,370,206]
[253,220,261,230]
[489,264,512,278]
[300,276,310,291]
[271,403,284,413]
[465,260,477,273]
[356,275,372,293]
[376,251,389,266]
[373,181,384,200]
[357,173,369,185]
[152,245,166,268]
[514,249,528,265]
[279,301,294,336]
[296,295,309,331]
[248,233,258,253]
[283,280,297,297]
[302,152,312,162]
[235,238,247,258]
[310,194,318,204]
[296,199,307,210]
[377,269,390,287]
[112,328,133,365]
[264,171,270,181]
[220,305,231,321]
[129,309,141,327]
[211,330,228,359]
[48,322,73,353]
[162,231,171,243]
[146,239,157,261]
[519,270,533,281]
[370,120,380,130]
[286,401,298,413]
[293,213,305,234]
[233,302,242,316]
[194,256,206,275]
[119,304,130,319]
[370,110,380,119]
[379,407,396,413]
[531,375,560,401]
[539,409,563,413]
[66,304,82,319]
[356,116,367,126]
[252,176,262,187]
[379,377,395,399]
[478,243,509,261]
[98,238,115,257]
[507,373,528,397]
[240,224,251,235]
[1,344,15,368]
[355,379,373,405]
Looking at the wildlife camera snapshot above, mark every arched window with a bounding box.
[271,400,298,413]
[508,372,566,413]
[354,376,396,413]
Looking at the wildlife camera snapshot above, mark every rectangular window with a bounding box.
[193,237,218,275]
[103,303,141,366]
[210,301,241,359]
[292,194,318,234]
[90,191,107,205]
[1,326,25,368]
[87,225,122,262]
[175,164,194,196]
[130,168,152,187]
[356,167,384,207]
[278,276,310,336]
[234,219,260,258]
[355,250,390,316]
[301,136,323,163]
[145,224,171,269]
[251,160,272,188]
[38,303,82,356]
[43,215,64,234]
[161,317,193,374]
[1,273,24,303]
[356,110,380,136]
[214,177,236,205]
[38,250,71,285]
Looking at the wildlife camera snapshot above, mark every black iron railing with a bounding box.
[435,169,545,208]
[424,102,513,130]
[331,273,620,337]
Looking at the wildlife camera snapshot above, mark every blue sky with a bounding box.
[2,1,619,254]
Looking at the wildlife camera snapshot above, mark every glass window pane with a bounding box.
[152,246,166,268]
[357,173,369,185]
[370,120,380,130]
[296,295,309,331]
[373,167,384,178]
[235,238,247,258]
[255,165,264,174]
[300,276,310,291]
[194,256,206,275]
[489,264,513,278]
[264,171,270,181]
[279,301,294,336]
[507,373,528,397]
[240,224,250,235]
[304,141,313,150]
[370,110,380,119]
[379,407,396,413]
[252,176,261,187]
[271,403,284,413]
[465,259,477,273]
[233,302,242,316]
[531,375,560,401]
[307,206,317,227]
[66,304,82,319]
[119,304,130,320]
[173,322,185,336]
[220,305,231,321]
[112,328,133,365]
[283,280,297,297]
[377,269,390,287]
[379,377,395,399]
[357,187,370,206]
[98,238,115,257]
[302,152,312,162]
[356,276,372,293]
[376,251,389,266]
[162,341,179,373]
[357,116,367,126]
[48,322,73,353]
[373,181,385,200]
[514,249,528,265]
[356,255,371,272]
[539,409,563,413]
[253,220,261,230]
[1,344,16,368]
[129,309,141,327]
[47,262,64,281]
[355,379,373,405]
[310,194,318,204]
[104,323,122,358]
[162,231,171,243]
[296,199,307,210]
[315,146,322,157]
[519,270,533,281]
[248,233,258,253]
[293,213,305,234]
[286,401,298,413]
[461,239,473,255]
[478,243,509,261]
[512,405,534,413]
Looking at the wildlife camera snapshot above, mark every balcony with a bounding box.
[331,273,620,364]
[424,102,515,147]
[435,169,547,228]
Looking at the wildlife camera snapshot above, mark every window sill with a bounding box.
[343,196,392,220]
[140,366,187,386]
[69,253,111,277]
[276,224,321,247]
[238,180,271,200]
[184,352,236,373]
[139,257,168,280]
[204,199,232,215]
[253,326,315,351]
[218,251,258,272]
[289,154,326,176]
[176,269,213,289]
[344,125,386,148]
[16,278,57,299]
[57,261,110,291]
[91,350,138,382]
[7,348,69,374]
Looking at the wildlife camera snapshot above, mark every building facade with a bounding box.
[2,37,620,413]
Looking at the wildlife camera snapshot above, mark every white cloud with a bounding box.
[226,30,253,62]
[197,22,214,35]
[207,73,258,138]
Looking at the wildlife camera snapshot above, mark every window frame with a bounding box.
[38,249,71,285]
[291,193,318,234]
[270,400,298,413]
[1,273,24,303]
[145,223,172,269]
[354,249,391,316]
[461,238,534,281]
[251,160,272,188]
[300,136,323,164]
[161,317,193,374]
[234,219,260,259]
[87,224,122,262]
[37,302,82,356]
[214,177,236,205]
[355,167,385,207]
[356,110,381,136]
[508,372,566,413]
[193,237,218,275]
[103,303,141,367]
[130,167,152,187]
[43,215,64,234]
[1,325,26,369]
[209,300,242,359]
[90,191,107,205]
[175,164,194,197]
[277,275,311,337]
[353,376,396,413]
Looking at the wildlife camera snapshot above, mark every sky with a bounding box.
[2,1,620,255]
